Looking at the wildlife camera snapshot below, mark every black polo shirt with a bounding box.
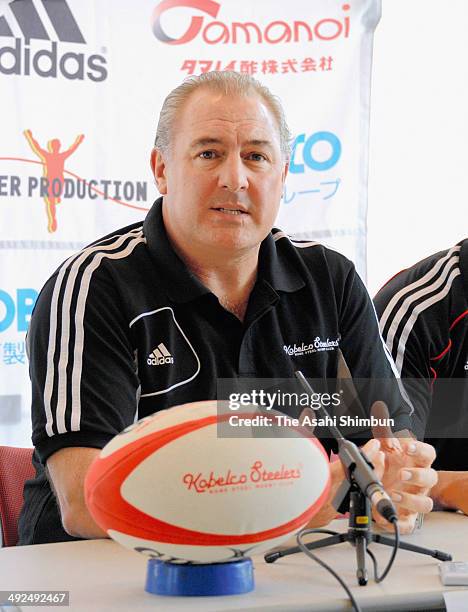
[19,198,412,544]
[374,239,468,470]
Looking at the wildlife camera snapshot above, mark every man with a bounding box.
[374,239,468,514]
[19,72,436,545]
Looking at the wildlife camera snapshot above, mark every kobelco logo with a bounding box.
[183,460,301,493]
[152,0,351,45]
[0,0,107,81]
[284,336,340,356]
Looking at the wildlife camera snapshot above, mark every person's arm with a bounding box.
[46,447,107,538]
[338,262,414,436]
[29,259,141,540]
[430,471,468,514]
[373,260,468,517]
[64,134,85,158]
[374,271,436,441]
[336,262,436,532]
[24,129,46,156]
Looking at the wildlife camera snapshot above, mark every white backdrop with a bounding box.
[3,0,466,447]
[367,0,468,295]
[0,0,379,446]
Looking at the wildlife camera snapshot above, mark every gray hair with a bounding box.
[154,71,292,160]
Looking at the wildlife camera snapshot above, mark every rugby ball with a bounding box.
[85,400,330,563]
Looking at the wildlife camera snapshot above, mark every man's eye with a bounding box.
[199,151,216,160]
[247,152,267,162]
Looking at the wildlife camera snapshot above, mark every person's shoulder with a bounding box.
[63,220,145,272]
[459,237,468,271]
[38,221,147,301]
[374,242,463,319]
[271,228,354,274]
[83,221,145,254]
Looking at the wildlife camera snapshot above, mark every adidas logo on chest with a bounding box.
[147,343,174,366]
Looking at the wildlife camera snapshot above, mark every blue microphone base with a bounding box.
[145,557,254,596]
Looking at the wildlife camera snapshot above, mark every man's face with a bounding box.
[152,88,288,258]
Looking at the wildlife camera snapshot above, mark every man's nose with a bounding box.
[218,156,249,192]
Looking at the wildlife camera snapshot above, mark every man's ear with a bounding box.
[282,160,289,184]
[151,148,168,195]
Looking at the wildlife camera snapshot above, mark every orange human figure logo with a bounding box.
[24,130,84,232]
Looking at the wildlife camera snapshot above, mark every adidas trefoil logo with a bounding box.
[147,343,174,366]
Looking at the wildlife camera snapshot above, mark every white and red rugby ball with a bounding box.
[85,400,330,563]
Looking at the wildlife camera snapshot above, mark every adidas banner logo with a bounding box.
[0,0,85,43]
[0,0,108,81]
[147,343,174,366]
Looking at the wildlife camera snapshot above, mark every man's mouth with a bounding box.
[212,207,248,216]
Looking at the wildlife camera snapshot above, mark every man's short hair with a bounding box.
[154,71,292,161]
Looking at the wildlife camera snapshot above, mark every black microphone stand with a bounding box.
[264,372,452,586]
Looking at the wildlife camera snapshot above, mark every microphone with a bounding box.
[294,371,397,524]
[338,438,397,523]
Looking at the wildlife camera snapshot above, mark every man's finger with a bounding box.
[372,508,419,534]
[398,466,438,489]
[298,407,316,436]
[391,514,420,535]
[400,439,436,467]
[371,401,402,452]
[390,490,434,514]
[361,437,381,459]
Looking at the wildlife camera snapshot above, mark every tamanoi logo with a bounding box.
[0,0,107,81]
[0,129,149,233]
[152,0,351,45]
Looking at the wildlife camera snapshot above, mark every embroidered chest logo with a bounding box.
[147,343,174,366]
[283,336,340,357]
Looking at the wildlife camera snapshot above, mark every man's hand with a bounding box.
[371,419,438,533]
[306,438,385,528]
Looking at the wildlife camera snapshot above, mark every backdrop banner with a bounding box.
[0,0,380,445]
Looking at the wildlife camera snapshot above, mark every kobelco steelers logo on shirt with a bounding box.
[283,336,340,357]
[147,343,174,366]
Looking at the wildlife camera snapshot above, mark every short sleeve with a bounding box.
[28,264,139,464]
[338,263,413,434]
[374,273,441,439]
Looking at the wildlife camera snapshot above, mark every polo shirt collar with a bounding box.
[143,198,305,302]
[143,198,209,303]
[258,231,305,293]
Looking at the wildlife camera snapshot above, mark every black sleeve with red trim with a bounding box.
[28,266,140,465]
[373,257,454,439]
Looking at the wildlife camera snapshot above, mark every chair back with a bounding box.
[0,446,35,546]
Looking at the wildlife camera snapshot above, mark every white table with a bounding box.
[1,512,467,611]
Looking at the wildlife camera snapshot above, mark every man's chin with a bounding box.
[201,228,261,253]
